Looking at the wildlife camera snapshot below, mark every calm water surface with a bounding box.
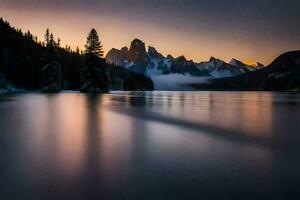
[1,91,300,200]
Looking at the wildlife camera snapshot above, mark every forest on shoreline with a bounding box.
[0,18,154,93]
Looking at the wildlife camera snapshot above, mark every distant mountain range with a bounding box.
[191,50,300,91]
[106,38,265,78]
[106,39,300,91]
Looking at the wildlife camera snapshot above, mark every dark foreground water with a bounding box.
[1,91,300,200]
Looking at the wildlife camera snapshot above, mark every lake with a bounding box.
[1,91,300,199]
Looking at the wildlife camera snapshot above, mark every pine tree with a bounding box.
[25,31,32,40]
[84,28,104,57]
[57,37,61,48]
[76,46,80,54]
[80,28,108,93]
[44,28,50,45]
[49,33,56,48]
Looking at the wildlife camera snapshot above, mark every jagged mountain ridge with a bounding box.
[106,38,264,78]
[197,57,249,78]
[191,50,300,91]
[229,59,264,72]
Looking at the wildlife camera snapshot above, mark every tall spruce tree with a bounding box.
[80,28,108,93]
[48,33,56,47]
[57,37,61,48]
[44,28,50,45]
[84,28,104,57]
[76,46,80,54]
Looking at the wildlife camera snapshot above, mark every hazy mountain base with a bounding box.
[151,74,209,90]
[109,65,154,91]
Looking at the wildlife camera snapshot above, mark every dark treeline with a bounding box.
[0,18,154,92]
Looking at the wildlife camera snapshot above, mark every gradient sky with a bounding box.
[0,0,299,64]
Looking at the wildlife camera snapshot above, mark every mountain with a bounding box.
[105,47,128,67]
[148,46,164,59]
[191,50,300,91]
[196,57,251,78]
[171,56,210,77]
[106,39,263,79]
[126,39,150,74]
[106,39,210,77]
[229,59,264,72]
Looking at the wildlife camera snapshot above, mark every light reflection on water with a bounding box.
[1,91,300,199]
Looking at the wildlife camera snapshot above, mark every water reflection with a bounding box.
[1,92,300,199]
[21,94,87,181]
[108,92,275,142]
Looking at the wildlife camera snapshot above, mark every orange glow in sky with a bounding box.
[1,2,299,65]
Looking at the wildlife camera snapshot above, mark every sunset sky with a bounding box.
[0,0,299,64]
